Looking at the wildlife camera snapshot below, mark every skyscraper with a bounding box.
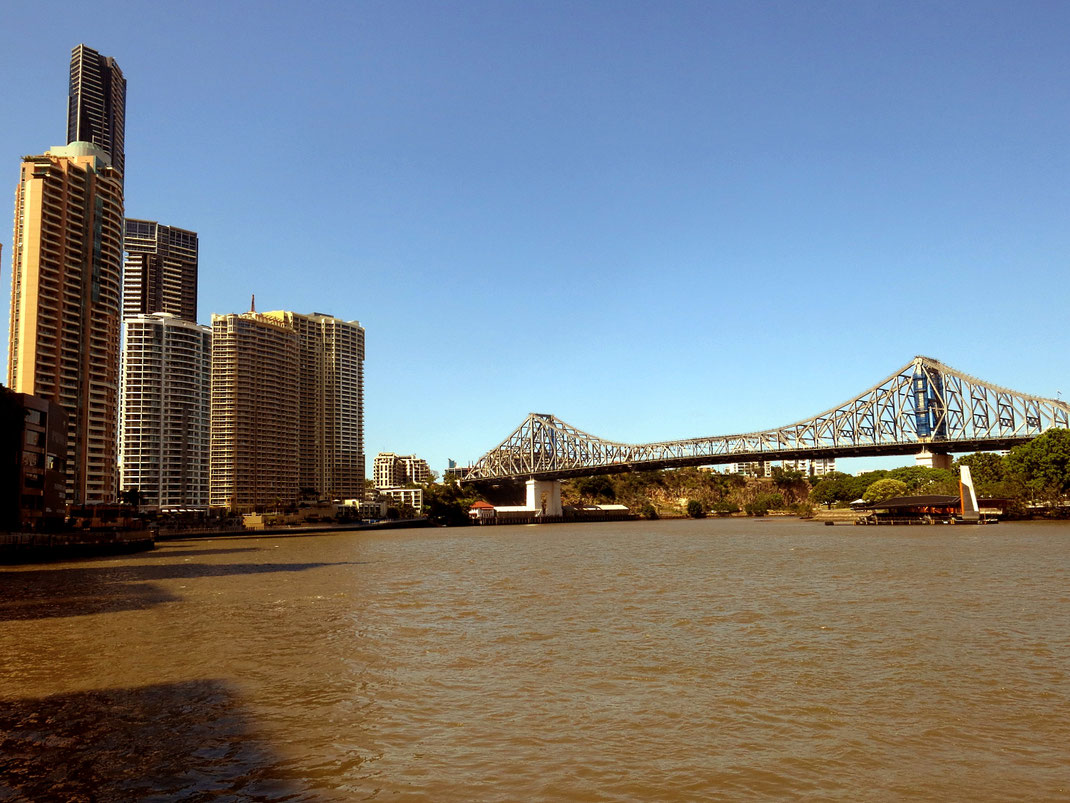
[120,313,212,509]
[209,312,300,511]
[262,311,366,500]
[8,142,124,503]
[123,219,199,321]
[67,44,126,182]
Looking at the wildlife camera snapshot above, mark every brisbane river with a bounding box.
[1,519,1068,801]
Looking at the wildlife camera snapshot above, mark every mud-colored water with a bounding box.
[2,518,1068,801]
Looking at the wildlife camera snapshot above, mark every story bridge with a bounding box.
[461,356,1069,514]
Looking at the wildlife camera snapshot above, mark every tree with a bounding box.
[686,499,704,518]
[1005,429,1070,504]
[423,480,480,526]
[575,475,616,502]
[120,487,143,508]
[862,478,909,504]
[809,472,857,508]
[954,452,1006,489]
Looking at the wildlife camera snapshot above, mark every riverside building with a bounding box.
[123,219,198,321]
[7,142,124,503]
[209,312,299,511]
[119,314,211,510]
[208,310,365,511]
[261,311,366,501]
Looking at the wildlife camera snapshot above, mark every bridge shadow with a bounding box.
[0,560,360,622]
[0,679,320,801]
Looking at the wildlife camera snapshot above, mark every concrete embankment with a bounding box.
[808,508,858,525]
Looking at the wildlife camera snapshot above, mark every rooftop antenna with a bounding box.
[250,294,256,313]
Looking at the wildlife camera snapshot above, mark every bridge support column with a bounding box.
[526,479,562,517]
[916,449,952,470]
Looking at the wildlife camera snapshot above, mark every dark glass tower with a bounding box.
[67,44,126,181]
[123,220,199,322]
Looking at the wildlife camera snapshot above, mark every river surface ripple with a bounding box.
[1,518,1068,801]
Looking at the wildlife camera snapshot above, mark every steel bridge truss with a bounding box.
[464,356,1070,481]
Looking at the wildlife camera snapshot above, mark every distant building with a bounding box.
[727,458,836,478]
[123,220,198,322]
[444,459,472,481]
[373,452,430,488]
[67,44,126,181]
[7,142,123,503]
[119,314,211,510]
[378,487,423,513]
[373,453,400,488]
[399,455,431,484]
[1,393,68,531]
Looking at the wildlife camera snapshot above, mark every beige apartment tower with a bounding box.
[209,310,365,511]
[261,311,366,500]
[8,142,123,503]
[209,312,299,511]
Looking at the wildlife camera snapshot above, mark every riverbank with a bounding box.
[159,517,434,541]
[0,530,155,564]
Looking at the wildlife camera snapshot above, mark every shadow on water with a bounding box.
[0,561,361,623]
[139,546,265,559]
[0,679,321,801]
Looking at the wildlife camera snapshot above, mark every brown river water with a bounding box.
[1,518,1068,801]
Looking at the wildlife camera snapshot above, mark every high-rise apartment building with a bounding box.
[123,219,198,321]
[208,310,365,511]
[262,311,365,500]
[8,142,124,503]
[67,44,126,181]
[374,452,430,488]
[209,312,300,511]
[119,313,211,509]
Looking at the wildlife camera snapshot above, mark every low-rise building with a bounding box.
[2,393,68,531]
[378,487,423,513]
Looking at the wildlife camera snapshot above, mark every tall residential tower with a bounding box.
[209,312,300,511]
[262,311,366,500]
[67,45,126,181]
[8,143,124,503]
[123,219,198,321]
[120,313,212,509]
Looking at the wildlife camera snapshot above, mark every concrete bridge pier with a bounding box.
[915,449,952,470]
[526,479,562,517]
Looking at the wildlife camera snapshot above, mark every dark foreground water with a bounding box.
[1,519,1068,801]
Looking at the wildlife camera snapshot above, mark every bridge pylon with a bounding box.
[915,449,952,470]
[526,479,562,517]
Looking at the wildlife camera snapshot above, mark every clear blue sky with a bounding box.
[2,0,1067,475]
